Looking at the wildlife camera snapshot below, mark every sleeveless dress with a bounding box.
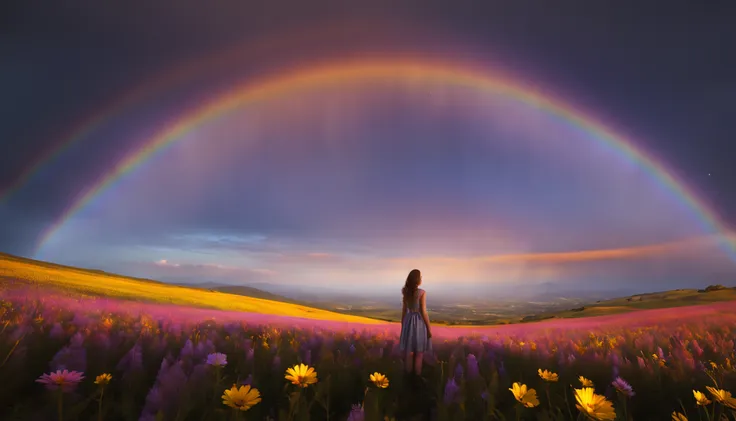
[399,289,432,353]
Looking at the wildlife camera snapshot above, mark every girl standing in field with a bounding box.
[399,269,433,382]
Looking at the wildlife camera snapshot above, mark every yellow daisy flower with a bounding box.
[574,387,616,421]
[94,373,112,386]
[222,385,261,411]
[579,376,594,387]
[370,372,389,389]
[671,411,688,421]
[509,382,539,408]
[538,369,559,382]
[706,386,736,410]
[285,364,318,388]
[693,390,711,406]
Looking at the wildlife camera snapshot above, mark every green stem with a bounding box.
[97,388,104,421]
[515,404,521,421]
[0,333,24,370]
[208,367,222,419]
[712,403,717,421]
[621,396,628,421]
[325,378,330,421]
[288,388,302,421]
[57,389,64,421]
[545,384,551,410]
[564,387,575,421]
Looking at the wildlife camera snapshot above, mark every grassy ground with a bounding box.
[0,253,383,324]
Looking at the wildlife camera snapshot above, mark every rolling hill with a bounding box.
[518,285,736,322]
[172,281,304,305]
[0,252,383,324]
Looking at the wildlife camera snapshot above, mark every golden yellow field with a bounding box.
[0,253,384,324]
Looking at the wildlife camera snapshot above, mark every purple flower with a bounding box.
[206,352,227,367]
[612,377,635,397]
[36,369,85,392]
[195,340,215,361]
[50,323,64,339]
[141,385,164,416]
[346,404,364,421]
[466,354,480,379]
[50,333,87,373]
[180,340,194,360]
[454,363,464,381]
[443,378,460,405]
[117,342,143,373]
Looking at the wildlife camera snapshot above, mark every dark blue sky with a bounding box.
[1,0,735,295]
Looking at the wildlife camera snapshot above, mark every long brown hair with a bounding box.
[401,269,421,304]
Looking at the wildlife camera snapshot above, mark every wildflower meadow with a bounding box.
[1,286,735,421]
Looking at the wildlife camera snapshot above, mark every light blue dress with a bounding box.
[399,289,432,353]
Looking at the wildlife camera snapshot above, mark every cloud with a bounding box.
[154,259,180,267]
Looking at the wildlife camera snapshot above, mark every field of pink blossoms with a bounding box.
[1,287,735,421]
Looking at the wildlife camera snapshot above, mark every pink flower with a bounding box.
[36,370,85,392]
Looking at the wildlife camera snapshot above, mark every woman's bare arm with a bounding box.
[401,298,407,327]
[420,291,432,337]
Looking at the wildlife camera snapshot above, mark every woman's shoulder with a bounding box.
[418,288,426,295]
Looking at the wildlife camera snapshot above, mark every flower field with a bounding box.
[1,286,735,421]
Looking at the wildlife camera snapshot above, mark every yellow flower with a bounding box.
[285,364,318,388]
[509,382,539,408]
[706,386,736,409]
[709,361,718,370]
[370,372,389,388]
[538,369,559,382]
[671,411,688,421]
[222,385,261,411]
[579,376,594,387]
[94,373,112,386]
[693,390,711,406]
[574,387,616,421]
